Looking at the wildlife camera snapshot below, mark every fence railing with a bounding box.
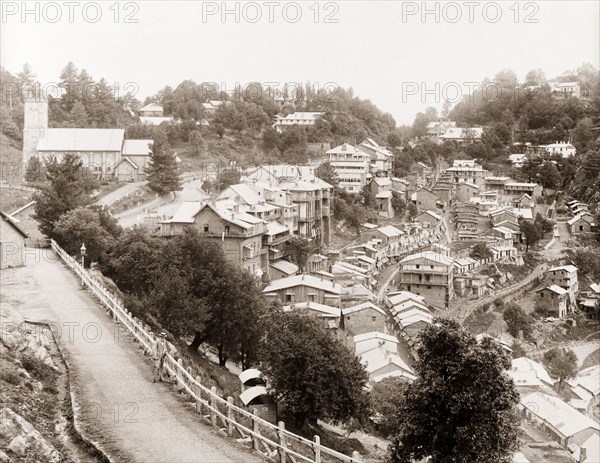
[49,239,363,463]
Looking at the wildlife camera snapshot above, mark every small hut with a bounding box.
[238,369,277,423]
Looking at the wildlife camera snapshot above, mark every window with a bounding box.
[416,264,420,269]
[225,226,230,234]
[286,294,293,302]
[371,316,376,321]
[427,285,431,289]
[204,224,209,233]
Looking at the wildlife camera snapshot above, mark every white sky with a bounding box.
[2,1,599,124]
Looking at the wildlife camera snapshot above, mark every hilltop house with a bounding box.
[138,103,174,125]
[439,127,484,144]
[550,82,581,99]
[272,112,323,133]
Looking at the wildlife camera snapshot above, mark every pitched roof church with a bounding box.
[22,92,153,181]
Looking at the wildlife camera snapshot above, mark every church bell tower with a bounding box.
[22,88,48,164]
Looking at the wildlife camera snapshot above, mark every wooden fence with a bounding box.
[49,239,363,463]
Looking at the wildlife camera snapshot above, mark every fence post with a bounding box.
[176,359,184,392]
[210,386,217,428]
[252,409,260,451]
[195,376,203,414]
[313,435,321,463]
[351,451,363,462]
[227,397,234,437]
[278,421,286,463]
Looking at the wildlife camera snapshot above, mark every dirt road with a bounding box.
[96,181,147,207]
[1,252,263,463]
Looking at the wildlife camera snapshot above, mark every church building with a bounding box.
[22,92,153,181]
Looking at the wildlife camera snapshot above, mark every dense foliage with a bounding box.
[388,318,520,463]
[33,154,99,239]
[259,311,369,428]
[102,227,269,368]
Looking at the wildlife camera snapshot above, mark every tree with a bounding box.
[503,303,533,340]
[216,168,241,192]
[283,237,313,272]
[407,202,418,222]
[389,319,520,463]
[259,311,369,428]
[101,227,164,295]
[33,154,99,239]
[370,377,408,438]
[53,206,117,266]
[571,117,593,153]
[537,162,562,189]
[24,156,46,184]
[534,213,554,234]
[187,130,206,156]
[215,123,225,139]
[471,242,493,260]
[543,348,577,392]
[145,130,183,196]
[315,161,338,188]
[391,191,406,217]
[518,218,542,251]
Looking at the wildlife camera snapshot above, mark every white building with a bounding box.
[272,112,323,133]
[543,142,576,158]
[326,143,370,193]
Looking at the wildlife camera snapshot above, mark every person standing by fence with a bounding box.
[152,333,168,383]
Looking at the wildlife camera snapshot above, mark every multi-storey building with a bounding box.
[359,138,394,174]
[159,202,267,277]
[217,183,295,269]
[397,251,455,309]
[444,160,488,186]
[326,143,370,193]
[548,265,579,302]
[243,165,333,248]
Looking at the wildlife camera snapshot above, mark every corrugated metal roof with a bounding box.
[122,139,153,156]
[269,259,298,275]
[240,386,269,406]
[37,128,124,152]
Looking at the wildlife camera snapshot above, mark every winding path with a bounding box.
[1,251,262,463]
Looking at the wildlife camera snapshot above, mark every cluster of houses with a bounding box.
[508,356,599,461]
[157,165,333,278]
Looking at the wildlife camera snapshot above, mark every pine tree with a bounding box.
[24,156,46,184]
[145,131,182,196]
